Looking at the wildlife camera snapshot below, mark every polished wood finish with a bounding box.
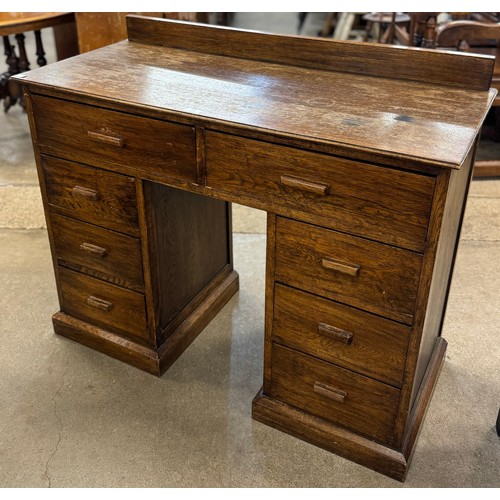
[41,156,139,236]
[19,38,495,171]
[16,17,495,481]
[0,12,74,36]
[32,94,197,184]
[409,146,475,408]
[273,285,410,387]
[74,13,160,53]
[144,182,232,343]
[402,337,448,463]
[74,13,201,53]
[126,15,494,91]
[436,20,500,48]
[53,269,239,376]
[51,213,144,291]
[274,218,422,324]
[59,266,148,341]
[206,132,435,252]
[253,335,448,482]
[0,12,76,111]
[271,344,400,444]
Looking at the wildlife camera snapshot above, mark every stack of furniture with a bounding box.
[14,16,495,481]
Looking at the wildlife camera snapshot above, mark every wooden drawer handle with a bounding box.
[313,382,346,403]
[280,175,329,196]
[72,185,98,200]
[87,130,125,147]
[322,258,360,276]
[318,322,354,344]
[87,296,112,312]
[80,242,107,257]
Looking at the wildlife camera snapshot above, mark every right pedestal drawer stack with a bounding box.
[244,133,473,480]
[271,216,420,445]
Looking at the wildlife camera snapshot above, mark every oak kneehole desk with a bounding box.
[15,16,496,481]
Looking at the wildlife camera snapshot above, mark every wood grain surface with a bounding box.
[126,15,494,90]
[0,12,74,37]
[270,344,400,444]
[42,156,139,236]
[51,213,144,291]
[32,94,197,184]
[272,284,411,387]
[16,17,496,481]
[16,38,495,169]
[252,389,408,481]
[207,131,435,252]
[274,217,423,324]
[144,182,231,335]
[58,266,148,341]
[409,147,475,409]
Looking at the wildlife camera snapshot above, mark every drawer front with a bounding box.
[273,284,410,387]
[271,344,400,444]
[51,213,144,291]
[32,94,197,183]
[206,132,435,252]
[42,156,138,235]
[59,267,148,341]
[275,217,422,324]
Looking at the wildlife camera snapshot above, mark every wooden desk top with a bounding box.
[17,16,497,170]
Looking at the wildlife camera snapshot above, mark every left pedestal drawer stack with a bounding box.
[41,155,149,343]
[25,92,238,375]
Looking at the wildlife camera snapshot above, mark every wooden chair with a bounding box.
[363,12,411,45]
[407,13,473,48]
[436,21,500,177]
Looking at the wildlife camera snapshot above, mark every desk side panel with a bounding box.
[411,145,476,405]
[144,182,232,343]
[394,144,475,445]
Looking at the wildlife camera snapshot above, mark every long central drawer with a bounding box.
[274,217,422,324]
[206,131,435,252]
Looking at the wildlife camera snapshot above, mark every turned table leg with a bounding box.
[34,30,47,67]
[2,31,48,111]
[1,35,20,111]
[13,33,30,110]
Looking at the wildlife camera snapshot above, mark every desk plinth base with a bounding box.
[252,337,447,482]
[52,270,239,376]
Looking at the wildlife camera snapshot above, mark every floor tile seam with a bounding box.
[467,194,500,199]
[0,184,41,188]
[459,238,500,244]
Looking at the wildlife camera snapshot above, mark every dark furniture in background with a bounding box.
[362,12,411,44]
[436,20,500,177]
[14,16,495,482]
[0,12,77,111]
